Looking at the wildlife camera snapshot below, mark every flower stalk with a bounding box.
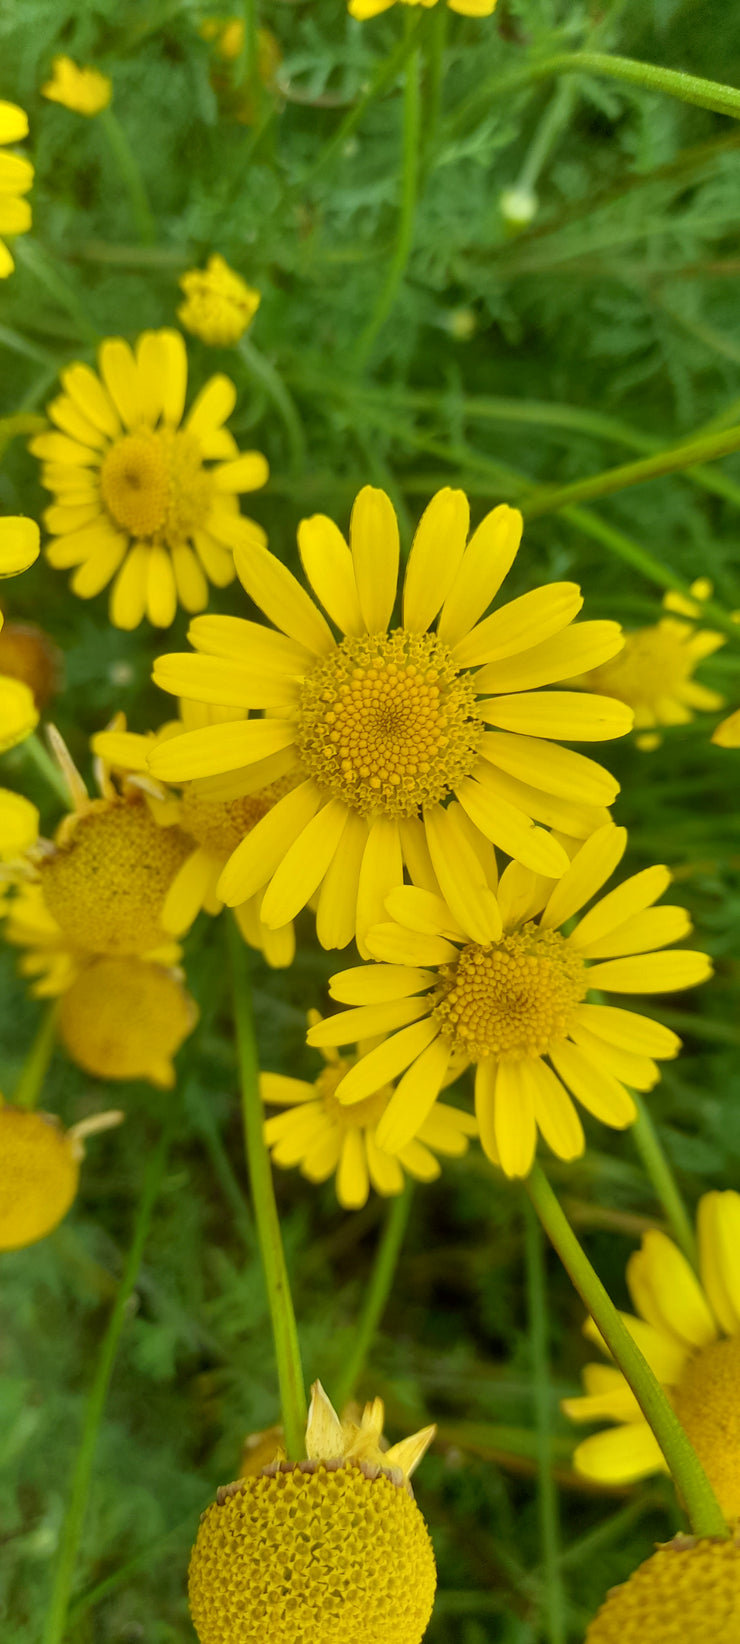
[630,1092,698,1270]
[354,28,422,369]
[12,1001,59,1110]
[333,1182,413,1410]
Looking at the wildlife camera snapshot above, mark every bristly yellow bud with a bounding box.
[178,255,261,347]
[41,56,112,116]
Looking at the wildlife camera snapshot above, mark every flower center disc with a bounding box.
[99,428,212,544]
[40,798,192,954]
[297,631,482,817]
[434,926,587,1060]
[317,1060,389,1130]
[179,776,296,857]
[673,1335,740,1518]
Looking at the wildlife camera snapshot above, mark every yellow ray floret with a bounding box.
[263,1011,476,1208]
[188,1380,437,1644]
[306,821,710,1179]
[584,1530,740,1642]
[30,329,268,628]
[150,486,631,952]
[0,1102,121,1250]
[41,57,112,116]
[0,102,33,278]
[563,1190,740,1517]
[178,254,261,347]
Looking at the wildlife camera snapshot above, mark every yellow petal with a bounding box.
[494,1058,537,1178]
[69,533,127,598]
[586,951,712,993]
[149,718,296,781]
[188,612,312,674]
[260,800,350,927]
[333,1017,439,1104]
[474,1058,500,1166]
[260,1073,321,1107]
[455,774,569,878]
[298,514,363,637]
[349,487,399,633]
[337,1130,370,1209]
[479,731,619,806]
[453,582,583,670]
[540,823,627,930]
[573,1422,665,1484]
[575,906,691,961]
[146,546,177,628]
[423,801,502,945]
[474,759,606,842]
[627,1232,717,1351]
[233,536,334,655]
[153,652,296,711]
[329,965,434,1005]
[216,779,322,904]
[356,817,404,960]
[375,1034,451,1153]
[185,374,236,439]
[529,1057,584,1161]
[482,690,634,741]
[98,338,144,429]
[171,542,209,614]
[437,504,522,647]
[402,488,469,633]
[571,1002,681,1060]
[0,788,39,858]
[307,996,431,1050]
[475,621,624,694]
[0,676,37,751]
[110,543,148,630]
[0,515,40,576]
[366,1131,405,1196]
[160,846,212,935]
[61,361,120,439]
[697,1191,740,1336]
[569,865,672,951]
[549,1040,636,1128]
[568,1021,658,1091]
[384,884,465,940]
[315,810,367,951]
[213,452,269,493]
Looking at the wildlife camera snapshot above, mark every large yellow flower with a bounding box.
[349,0,497,20]
[0,516,41,750]
[150,487,630,952]
[0,102,33,278]
[30,329,268,629]
[263,1012,476,1209]
[306,822,710,1178]
[563,1191,740,1516]
[188,1381,437,1644]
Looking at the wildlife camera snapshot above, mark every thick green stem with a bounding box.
[354,34,421,369]
[523,1200,566,1644]
[227,916,306,1458]
[237,336,306,474]
[41,1121,172,1644]
[12,1001,59,1110]
[99,107,156,244]
[523,423,740,518]
[304,13,424,184]
[333,1183,413,1411]
[562,506,740,638]
[524,1163,728,1538]
[528,52,740,122]
[631,1093,698,1269]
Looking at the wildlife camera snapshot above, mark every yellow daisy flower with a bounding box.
[58,954,198,1087]
[30,329,269,629]
[92,705,297,966]
[584,1530,740,1643]
[306,821,711,1178]
[263,1011,476,1209]
[150,486,630,953]
[575,580,725,751]
[712,706,740,748]
[563,1191,740,1516]
[188,1380,437,1644]
[0,517,42,750]
[0,1103,122,1251]
[41,56,112,116]
[0,102,33,279]
[178,254,261,347]
[349,0,497,20]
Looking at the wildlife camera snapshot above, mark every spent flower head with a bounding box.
[178,254,261,347]
[150,486,630,954]
[0,104,33,278]
[564,1190,740,1517]
[31,329,268,628]
[188,1380,437,1643]
[584,1530,740,1642]
[307,822,710,1178]
[41,57,112,116]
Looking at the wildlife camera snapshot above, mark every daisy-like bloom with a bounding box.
[263,1011,476,1209]
[188,1380,437,1644]
[30,329,269,629]
[178,254,261,347]
[41,56,112,116]
[712,706,740,748]
[306,822,711,1178]
[151,487,631,953]
[0,1103,122,1251]
[92,706,297,966]
[58,955,198,1086]
[584,1530,740,1643]
[563,1191,740,1515]
[575,579,725,751]
[0,517,41,750]
[0,103,33,279]
[349,0,497,20]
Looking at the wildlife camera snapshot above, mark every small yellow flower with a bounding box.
[30,329,269,629]
[178,254,261,348]
[263,1011,476,1208]
[41,56,112,117]
[0,104,33,279]
[0,517,41,750]
[0,1103,121,1251]
[150,486,630,953]
[563,1191,740,1517]
[584,1530,740,1642]
[349,0,497,20]
[308,822,711,1178]
[712,706,740,748]
[575,580,725,750]
[58,955,198,1087]
[188,1381,437,1644]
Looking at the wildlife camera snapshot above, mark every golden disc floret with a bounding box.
[0,1106,79,1250]
[188,1459,437,1644]
[58,956,198,1087]
[297,630,482,818]
[434,926,587,1061]
[585,1531,740,1642]
[40,798,192,954]
[100,428,212,545]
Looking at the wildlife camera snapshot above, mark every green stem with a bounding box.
[522,423,740,519]
[561,506,740,638]
[303,13,424,184]
[227,915,306,1458]
[524,1163,728,1539]
[12,1001,59,1110]
[237,0,262,121]
[41,1121,172,1644]
[423,6,448,158]
[237,336,306,474]
[12,241,100,345]
[523,1200,566,1644]
[631,1092,698,1270]
[21,731,74,804]
[98,107,156,245]
[333,1183,413,1411]
[527,52,740,122]
[354,35,421,369]
[515,78,575,198]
